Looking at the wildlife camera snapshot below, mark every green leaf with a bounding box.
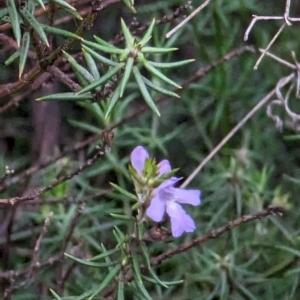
[19,32,30,78]
[142,275,184,286]
[148,59,195,68]
[141,76,179,98]
[133,66,160,116]
[36,92,93,101]
[117,281,125,300]
[110,213,135,221]
[27,0,36,14]
[143,61,181,88]
[120,18,134,48]
[132,254,143,284]
[122,0,136,13]
[33,0,45,10]
[64,252,117,268]
[19,7,49,46]
[101,244,114,272]
[139,19,155,47]
[42,24,81,40]
[140,241,168,288]
[82,48,100,80]
[5,50,21,66]
[94,35,119,49]
[141,46,178,53]
[6,0,21,47]
[50,0,83,20]
[88,264,121,299]
[120,57,134,97]
[63,51,95,83]
[0,8,8,21]
[82,45,118,67]
[68,119,100,134]
[49,288,63,300]
[105,85,121,118]
[83,39,124,55]
[89,248,120,262]
[133,278,152,300]
[77,63,124,95]
[114,226,126,245]
[110,182,136,200]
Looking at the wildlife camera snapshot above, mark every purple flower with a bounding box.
[147,178,201,237]
[130,146,201,237]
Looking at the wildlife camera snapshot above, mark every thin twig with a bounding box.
[2,213,53,299]
[166,0,211,38]
[0,131,103,191]
[47,65,82,91]
[181,73,295,188]
[56,203,85,293]
[10,191,111,206]
[0,148,105,205]
[0,255,58,279]
[254,23,286,70]
[244,0,300,69]
[151,206,284,265]
[259,48,296,69]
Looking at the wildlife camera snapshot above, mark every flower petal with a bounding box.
[156,177,181,192]
[166,202,196,237]
[157,159,171,176]
[130,146,149,175]
[146,196,166,222]
[174,188,201,206]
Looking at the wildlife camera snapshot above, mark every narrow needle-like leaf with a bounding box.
[110,182,136,200]
[117,281,125,300]
[42,24,81,39]
[63,51,95,83]
[121,18,134,47]
[5,50,20,66]
[83,39,124,54]
[148,59,195,68]
[82,48,100,80]
[144,61,181,88]
[6,0,21,47]
[49,289,63,300]
[50,0,83,19]
[89,248,120,262]
[105,85,121,118]
[19,32,30,78]
[123,0,136,13]
[64,253,117,268]
[139,19,155,47]
[120,57,134,97]
[33,0,45,10]
[77,63,124,95]
[141,46,178,53]
[140,241,168,288]
[82,45,118,66]
[19,7,49,46]
[0,8,8,21]
[88,264,121,299]
[133,66,160,116]
[36,92,93,101]
[141,75,180,98]
[93,35,119,49]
